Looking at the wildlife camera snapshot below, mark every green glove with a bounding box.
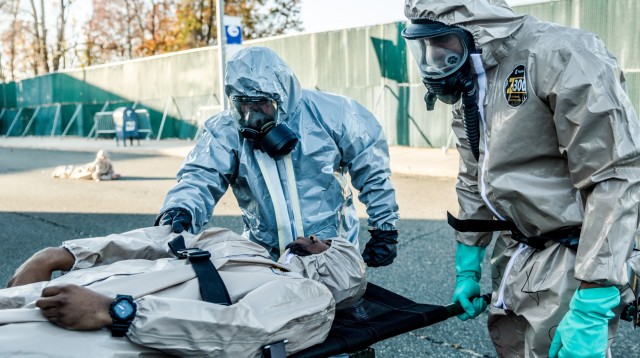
[549,286,620,358]
[452,242,487,321]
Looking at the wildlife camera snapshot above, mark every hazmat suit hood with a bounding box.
[224,46,302,124]
[278,238,367,310]
[404,0,526,68]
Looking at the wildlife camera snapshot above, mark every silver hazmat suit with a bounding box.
[405,0,640,356]
[160,47,399,259]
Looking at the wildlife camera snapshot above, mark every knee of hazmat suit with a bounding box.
[278,238,367,310]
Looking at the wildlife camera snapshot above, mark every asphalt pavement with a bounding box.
[0,136,461,179]
[0,137,637,357]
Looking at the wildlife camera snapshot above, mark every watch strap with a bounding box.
[111,321,131,337]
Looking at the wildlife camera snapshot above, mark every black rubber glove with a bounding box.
[155,208,192,233]
[362,229,398,267]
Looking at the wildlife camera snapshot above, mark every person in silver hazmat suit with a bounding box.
[156,46,400,267]
[0,226,367,357]
[402,0,640,357]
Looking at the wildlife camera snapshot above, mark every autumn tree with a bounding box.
[1,0,304,79]
[81,0,178,65]
[137,0,181,56]
[174,0,303,48]
[174,0,216,48]
[0,0,79,80]
[0,0,21,81]
[25,0,49,75]
[0,0,39,81]
[51,0,74,71]
[243,0,303,39]
[81,0,140,65]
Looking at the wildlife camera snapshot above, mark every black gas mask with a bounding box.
[402,20,482,161]
[230,95,299,159]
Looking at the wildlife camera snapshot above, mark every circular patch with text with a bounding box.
[504,64,528,107]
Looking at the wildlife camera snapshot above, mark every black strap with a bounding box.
[514,226,581,251]
[447,211,518,232]
[168,235,232,305]
[446,211,580,250]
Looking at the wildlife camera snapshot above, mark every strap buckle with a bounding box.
[176,248,211,260]
[263,340,288,358]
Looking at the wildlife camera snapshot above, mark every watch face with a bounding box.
[114,299,135,320]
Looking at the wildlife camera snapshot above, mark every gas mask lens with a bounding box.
[230,96,278,131]
[407,33,467,79]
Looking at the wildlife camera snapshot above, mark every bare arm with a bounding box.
[7,247,75,288]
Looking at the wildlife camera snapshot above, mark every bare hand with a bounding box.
[7,247,75,288]
[36,284,113,330]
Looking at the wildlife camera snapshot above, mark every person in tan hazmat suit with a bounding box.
[51,150,121,181]
[0,225,366,357]
[402,0,640,357]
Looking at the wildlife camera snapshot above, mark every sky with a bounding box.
[299,0,548,33]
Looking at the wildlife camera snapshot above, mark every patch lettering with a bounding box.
[504,64,528,107]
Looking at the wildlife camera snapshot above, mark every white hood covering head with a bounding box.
[278,238,367,310]
[96,150,109,160]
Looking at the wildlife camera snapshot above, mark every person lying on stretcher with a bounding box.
[0,226,366,357]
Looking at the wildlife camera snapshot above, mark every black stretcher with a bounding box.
[170,237,483,358]
[263,283,489,358]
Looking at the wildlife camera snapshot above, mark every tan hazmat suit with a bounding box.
[0,226,366,357]
[52,150,120,181]
[404,0,640,356]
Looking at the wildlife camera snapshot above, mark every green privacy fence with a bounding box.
[1,0,638,146]
[0,48,223,140]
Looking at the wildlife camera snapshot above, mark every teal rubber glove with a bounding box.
[452,242,487,321]
[549,286,620,358]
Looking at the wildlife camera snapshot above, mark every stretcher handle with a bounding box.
[444,293,492,318]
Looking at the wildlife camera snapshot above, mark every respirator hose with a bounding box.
[461,78,480,161]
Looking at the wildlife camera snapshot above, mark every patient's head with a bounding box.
[278,235,367,310]
[284,235,331,256]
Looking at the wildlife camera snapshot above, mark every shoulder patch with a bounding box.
[504,65,528,107]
